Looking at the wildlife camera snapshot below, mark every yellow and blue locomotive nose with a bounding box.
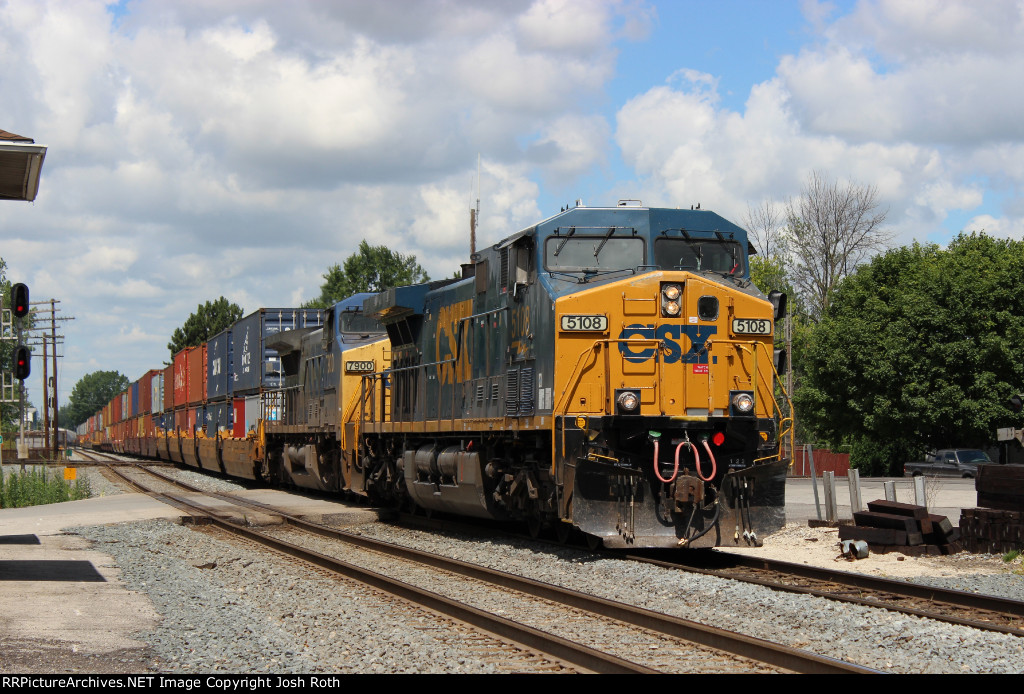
[553,270,777,421]
[552,269,788,548]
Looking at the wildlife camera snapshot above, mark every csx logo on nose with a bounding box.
[617,324,717,364]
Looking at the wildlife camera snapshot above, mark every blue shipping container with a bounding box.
[130,381,140,418]
[205,400,232,434]
[207,328,233,401]
[231,308,323,394]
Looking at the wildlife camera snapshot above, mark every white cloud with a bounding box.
[613,0,1024,254]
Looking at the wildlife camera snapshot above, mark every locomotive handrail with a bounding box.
[710,337,794,463]
[553,337,664,465]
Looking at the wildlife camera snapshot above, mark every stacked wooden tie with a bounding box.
[959,465,1024,554]
[838,500,961,556]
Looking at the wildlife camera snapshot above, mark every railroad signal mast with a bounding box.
[2,282,31,464]
[2,286,74,462]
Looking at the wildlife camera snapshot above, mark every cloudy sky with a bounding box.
[2,0,1023,414]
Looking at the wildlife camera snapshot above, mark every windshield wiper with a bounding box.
[553,227,575,257]
[594,226,616,258]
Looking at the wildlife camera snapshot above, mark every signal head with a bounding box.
[14,344,30,380]
[11,283,29,318]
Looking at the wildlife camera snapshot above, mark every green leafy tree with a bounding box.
[795,233,1024,475]
[60,370,131,430]
[168,297,243,356]
[306,241,429,308]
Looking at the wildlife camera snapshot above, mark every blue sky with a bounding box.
[1,0,1023,414]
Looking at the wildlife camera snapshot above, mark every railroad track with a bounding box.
[394,510,1024,641]
[634,550,1024,639]
[98,461,875,674]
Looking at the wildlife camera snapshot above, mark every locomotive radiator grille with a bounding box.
[506,369,519,417]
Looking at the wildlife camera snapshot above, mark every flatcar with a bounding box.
[89,200,792,549]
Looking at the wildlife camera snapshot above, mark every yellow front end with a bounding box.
[551,271,790,548]
[554,271,780,424]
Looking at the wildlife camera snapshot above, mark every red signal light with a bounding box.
[14,345,30,379]
[11,283,29,318]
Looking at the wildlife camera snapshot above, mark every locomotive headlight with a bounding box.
[615,389,641,414]
[661,283,682,317]
[730,391,754,415]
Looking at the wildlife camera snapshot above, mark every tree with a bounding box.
[783,171,891,321]
[795,233,1024,474]
[306,241,429,308]
[62,371,130,430]
[168,297,243,356]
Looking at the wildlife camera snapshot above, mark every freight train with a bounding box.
[81,201,792,549]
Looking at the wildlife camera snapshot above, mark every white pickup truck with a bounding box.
[902,449,994,478]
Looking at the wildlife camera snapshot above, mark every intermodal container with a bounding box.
[173,350,188,408]
[152,372,164,415]
[232,308,323,395]
[186,344,207,405]
[139,369,159,414]
[112,393,123,424]
[130,381,140,418]
[163,364,174,412]
[232,398,246,438]
[207,328,233,402]
[205,401,232,434]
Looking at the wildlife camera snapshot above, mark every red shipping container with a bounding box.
[173,349,189,408]
[163,364,174,411]
[186,344,207,405]
[232,398,245,438]
[175,408,186,432]
[112,392,123,424]
[139,369,159,414]
[144,414,154,438]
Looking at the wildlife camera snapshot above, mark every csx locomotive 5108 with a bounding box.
[89,201,792,549]
[337,201,790,548]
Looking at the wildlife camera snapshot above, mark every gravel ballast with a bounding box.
[65,516,1024,674]
[5,462,1024,673]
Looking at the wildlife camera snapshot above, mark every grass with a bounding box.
[1002,549,1021,563]
[0,467,92,508]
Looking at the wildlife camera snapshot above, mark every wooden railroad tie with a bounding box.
[838,500,961,555]
[959,464,1024,553]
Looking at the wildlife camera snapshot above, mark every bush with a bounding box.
[0,467,92,508]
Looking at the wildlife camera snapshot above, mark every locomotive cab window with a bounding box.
[340,311,384,335]
[653,238,746,277]
[544,236,645,272]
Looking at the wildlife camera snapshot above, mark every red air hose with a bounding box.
[699,439,717,481]
[653,439,678,483]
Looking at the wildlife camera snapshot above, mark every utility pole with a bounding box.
[18,298,73,461]
[51,298,59,459]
